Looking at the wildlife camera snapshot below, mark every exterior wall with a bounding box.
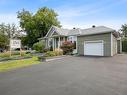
[112,34,117,55]
[77,33,112,56]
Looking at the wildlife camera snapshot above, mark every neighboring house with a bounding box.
[44,25,122,56]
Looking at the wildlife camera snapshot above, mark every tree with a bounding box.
[122,37,127,52]
[0,33,9,49]
[121,24,127,52]
[17,7,61,47]
[0,23,19,39]
[0,23,19,49]
[121,24,127,37]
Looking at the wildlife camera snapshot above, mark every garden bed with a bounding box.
[37,50,63,62]
[38,55,67,62]
[0,56,32,63]
[0,51,32,63]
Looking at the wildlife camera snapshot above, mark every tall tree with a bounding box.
[17,7,61,47]
[0,23,19,49]
[121,24,127,37]
[0,23,19,38]
[0,32,9,49]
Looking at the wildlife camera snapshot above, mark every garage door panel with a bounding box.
[84,41,103,56]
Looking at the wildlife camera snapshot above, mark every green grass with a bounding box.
[0,56,41,72]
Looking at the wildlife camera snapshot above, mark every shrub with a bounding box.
[0,51,20,58]
[54,49,63,56]
[45,50,63,57]
[11,51,20,55]
[60,41,75,54]
[21,51,26,56]
[33,40,45,53]
[122,37,127,52]
[45,51,56,57]
[0,51,29,58]
[43,48,50,52]
[38,56,46,62]
[0,52,10,58]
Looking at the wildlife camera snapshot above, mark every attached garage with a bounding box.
[77,33,112,56]
[84,41,103,56]
[77,28,121,56]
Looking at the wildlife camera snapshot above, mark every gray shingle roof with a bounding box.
[49,26,116,37]
[68,28,81,36]
[80,26,115,36]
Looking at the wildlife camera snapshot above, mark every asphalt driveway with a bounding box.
[0,54,127,95]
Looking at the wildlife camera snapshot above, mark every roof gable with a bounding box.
[45,26,55,37]
[52,31,59,36]
[45,26,61,37]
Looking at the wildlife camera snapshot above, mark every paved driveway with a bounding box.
[0,54,127,95]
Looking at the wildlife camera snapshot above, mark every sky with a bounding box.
[0,0,127,30]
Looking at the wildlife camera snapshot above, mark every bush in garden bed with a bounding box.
[37,50,63,62]
[46,51,56,57]
[122,37,127,52]
[60,41,75,55]
[45,50,63,57]
[43,48,50,52]
[0,51,31,58]
[0,52,10,58]
[38,56,46,62]
[0,51,21,58]
[33,40,45,53]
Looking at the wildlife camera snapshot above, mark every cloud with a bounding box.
[55,0,127,30]
[56,0,127,18]
[60,19,125,30]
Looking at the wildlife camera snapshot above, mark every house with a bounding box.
[44,25,122,56]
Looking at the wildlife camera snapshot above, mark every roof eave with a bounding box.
[77,31,114,37]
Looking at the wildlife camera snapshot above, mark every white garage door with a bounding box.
[84,41,103,56]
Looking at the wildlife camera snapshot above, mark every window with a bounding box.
[68,36,73,42]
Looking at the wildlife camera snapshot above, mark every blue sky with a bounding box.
[0,0,127,30]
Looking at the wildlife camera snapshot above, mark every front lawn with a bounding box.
[0,56,40,72]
